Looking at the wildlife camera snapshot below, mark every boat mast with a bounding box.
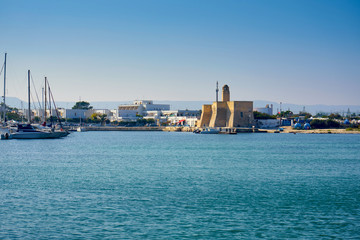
[48,82,51,124]
[28,70,31,123]
[48,81,64,129]
[44,77,47,124]
[3,53,7,123]
[42,87,44,122]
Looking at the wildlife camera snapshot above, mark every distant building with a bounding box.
[197,85,254,128]
[58,109,88,119]
[58,109,112,120]
[254,104,273,115]
[116,100,170,121]
[144,109,201,127]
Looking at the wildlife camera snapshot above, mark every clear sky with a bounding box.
[1,0,359,105]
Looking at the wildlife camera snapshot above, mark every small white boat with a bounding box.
[76,126,87,132]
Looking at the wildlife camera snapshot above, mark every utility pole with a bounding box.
[216,81,219,103]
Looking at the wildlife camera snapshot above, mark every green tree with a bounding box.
[6,112,22,121]
[72,101,93,110]
[90,113,101,122]
[328,113,343,120]
[253,111,276,119]
[90,113,107,124]
[277,110,293,118]
[310,119,341,129]
[33,116,41,123]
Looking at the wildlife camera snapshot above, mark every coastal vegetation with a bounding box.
[253,111,276,119]
[346,127,360,131]
[328,113,343,120]
[0,103,23,121]
[72,101,93,110]
[277,110,293,118]
[5,111,22,121]
[310,119,341,129]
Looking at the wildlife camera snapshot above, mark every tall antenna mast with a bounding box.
[3,53,7,123]
[216,81,219,103]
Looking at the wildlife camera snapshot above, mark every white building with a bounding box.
[58,109,88,119]
[254,104,273,115]
[21,109,58,121]
[144,109,201,127]
[116,100,170,121]
[57,109,112,120]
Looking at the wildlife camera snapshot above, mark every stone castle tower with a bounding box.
[197,84,253,128]
[222,85,230,102]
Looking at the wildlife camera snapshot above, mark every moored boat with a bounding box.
[2,70,69,139]
[198,128,220,134]
[9,124,69,139]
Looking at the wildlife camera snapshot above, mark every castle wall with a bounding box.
[197,104,212,127]
[231,101,254,127]
[209,102,228,127]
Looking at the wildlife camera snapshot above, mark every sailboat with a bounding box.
[1,53,7,125]
[8,70,69,139]
[0,53,10,139]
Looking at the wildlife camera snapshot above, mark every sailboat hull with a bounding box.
[10,131,69,139]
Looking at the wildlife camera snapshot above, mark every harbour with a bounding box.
[1,1,360,239]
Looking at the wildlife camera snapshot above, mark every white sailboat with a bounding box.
[7,70,69,139]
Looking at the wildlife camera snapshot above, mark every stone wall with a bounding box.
[197,104,212,127]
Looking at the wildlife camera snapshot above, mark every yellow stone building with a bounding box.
[197,85,254,128]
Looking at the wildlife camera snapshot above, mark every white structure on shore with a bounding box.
[58,109,89,119]
[115,100,170,121]
[254,104,273,115]
[144,109,201,127]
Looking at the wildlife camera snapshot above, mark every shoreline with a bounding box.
[75,126,360,134]
[265,126,360,134]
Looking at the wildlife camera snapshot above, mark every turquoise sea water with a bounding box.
[1,132,360,239]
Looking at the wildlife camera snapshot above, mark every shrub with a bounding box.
[254,111,276,119]
[310,119,341,129]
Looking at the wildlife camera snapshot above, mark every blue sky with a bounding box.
[1,0,359,105]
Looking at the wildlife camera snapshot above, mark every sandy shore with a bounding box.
[265,126,360,134]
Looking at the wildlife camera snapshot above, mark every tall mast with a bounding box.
[44,77,47,123]
[42,87,44,121]
[48,83,51,123]
[28,70,31,123]
[3,53,7,123]
[216,81,219,103]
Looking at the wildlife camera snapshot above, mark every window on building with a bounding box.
[241,112,243,118]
